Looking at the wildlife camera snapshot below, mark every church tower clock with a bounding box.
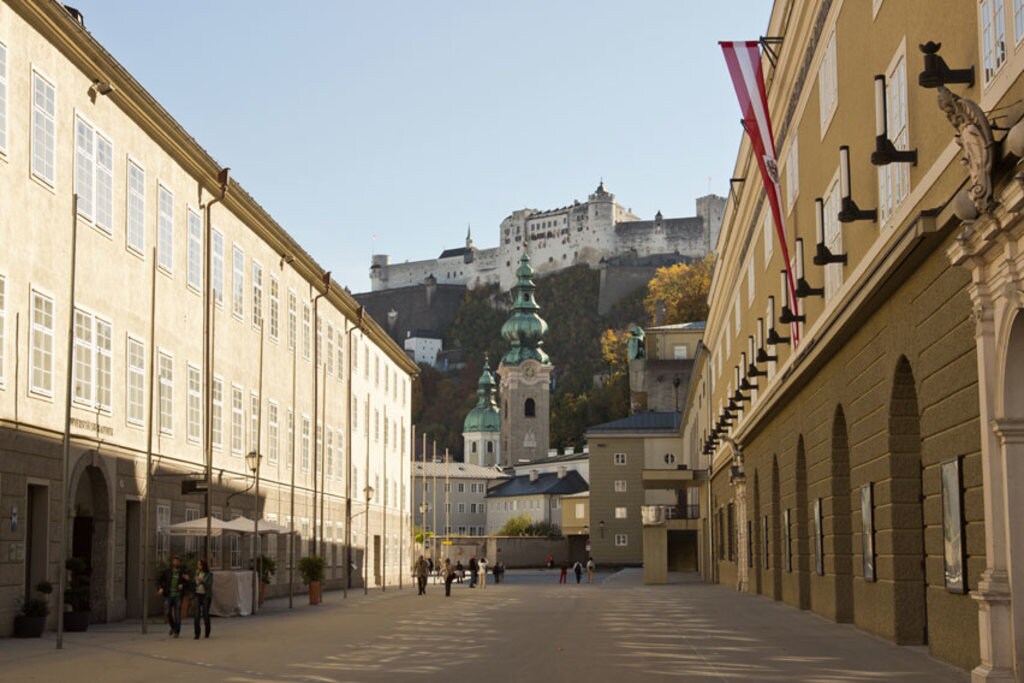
[498,254,552,467]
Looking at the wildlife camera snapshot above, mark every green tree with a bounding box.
[498,513,532,536]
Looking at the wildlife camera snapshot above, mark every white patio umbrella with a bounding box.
[165,516,235,536]
[221,516,291,535]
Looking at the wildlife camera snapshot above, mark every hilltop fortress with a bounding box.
[369,182,726,292]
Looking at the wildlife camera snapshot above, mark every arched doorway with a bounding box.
[795,437,810,610]
[753,469,762,595]
[71,463,112,623]
[771,455,782,600]
[889,356,927,644]
[831,405,854,623]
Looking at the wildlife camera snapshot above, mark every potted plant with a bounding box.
[250,554,277,606]
[297,556,326,606]
[64,557,91,632]
[14,581,52,638]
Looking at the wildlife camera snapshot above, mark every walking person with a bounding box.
[478,557,488,589]
[468,557,478,588]
[443,559,456,597]
[157,555,190,638]
[415,555,429,595]
[546,554,554,569]
[455,560,465,584]
[559,562,568,584]
[573,560,583,584]
[193,559,213,639]
[586,557,595,584]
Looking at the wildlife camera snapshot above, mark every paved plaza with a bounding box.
[0,570,966,682]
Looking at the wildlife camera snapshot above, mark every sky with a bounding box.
[75,1,772,291]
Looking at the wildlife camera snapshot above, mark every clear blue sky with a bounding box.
[76,1,771,291]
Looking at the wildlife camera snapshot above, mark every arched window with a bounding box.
[525,398,536,417]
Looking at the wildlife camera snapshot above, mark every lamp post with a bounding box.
[363,485,375,595]
[246,449,261,613]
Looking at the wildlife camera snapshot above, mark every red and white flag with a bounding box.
[720,40,799,345]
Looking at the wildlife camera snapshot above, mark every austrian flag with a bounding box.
[720,40,799,345]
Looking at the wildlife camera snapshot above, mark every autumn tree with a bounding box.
[600,327,631,373]
[643,254,714,325]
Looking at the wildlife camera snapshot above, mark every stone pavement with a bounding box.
[0,569,968,682]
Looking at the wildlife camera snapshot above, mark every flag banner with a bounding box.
[720,40,800,346]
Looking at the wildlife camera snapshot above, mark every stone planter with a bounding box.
[13,615,46,638]
[308,581,321,606]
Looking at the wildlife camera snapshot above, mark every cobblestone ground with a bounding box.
[0,569,967,682]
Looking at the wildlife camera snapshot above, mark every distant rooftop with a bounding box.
[487,470,589,498]
[585,411,682,434]
[647,321,706,331]
[414,461,509,480]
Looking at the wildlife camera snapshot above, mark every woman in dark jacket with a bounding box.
[193,558,214,639]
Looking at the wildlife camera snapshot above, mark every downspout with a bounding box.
[311,272,331,556]
[344,306,365,597]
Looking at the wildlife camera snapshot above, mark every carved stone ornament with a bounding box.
[938,86,996,214]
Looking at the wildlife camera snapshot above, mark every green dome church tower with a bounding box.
[463,357,501,466]
[498,253,552,466]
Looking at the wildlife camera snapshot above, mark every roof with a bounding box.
[439,247,473,259]
[585,411,682,434]
[413,461,509,480]
[647,321,707,331]
[514,450,589,467]
[487,470,589,498]
[406,329,443,340]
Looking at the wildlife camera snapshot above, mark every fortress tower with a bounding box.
[498,254,552,466]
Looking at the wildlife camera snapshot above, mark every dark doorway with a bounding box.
[25,484,49,599]
[125,500,141,617]
[373,534,382,586]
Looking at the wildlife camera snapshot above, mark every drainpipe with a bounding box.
[204,169,230,562]
[311,272,331,557]
[344,306,365,597]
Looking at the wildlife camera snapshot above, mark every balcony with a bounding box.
[642,466,707,490]
[641,503,701,526]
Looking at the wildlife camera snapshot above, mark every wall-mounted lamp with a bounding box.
[747,337,766,377]
[778,271,805,324]
[740,353,758,390]
[756,319,779,362]
[766,296,790,345]
[733,368,750,403]
[871,75,917,166]
[813,198,847,266]
[837,146,877,223]
[918,42,974,89]
[794,239,824,298]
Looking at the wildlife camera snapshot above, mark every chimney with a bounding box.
[529,469,539,482]
[557,466,567,479]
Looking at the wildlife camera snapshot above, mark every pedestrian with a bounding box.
[193,558,213,639]
[478,557,488,589]
[573,560,583,584]
[468,557,478,588]
[157,554,189,638]
[415,555,429,595]
[546,554,554,569]
[455,560,465,583]
[586,557,595,584]
[443,559,455,597]
[494,561,505,584]
[559,562,568,584]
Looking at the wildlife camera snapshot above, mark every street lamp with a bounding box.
[246,449,262,614]
[363,485,375,595]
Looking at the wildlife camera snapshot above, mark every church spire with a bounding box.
[500,253,550,366]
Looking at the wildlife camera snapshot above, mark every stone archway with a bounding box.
[888,356,927,645]
[795,437,810,610]
[831,405,854,623]
[753,469,762,595]
[771,455,782,601]
[70,459,112,623]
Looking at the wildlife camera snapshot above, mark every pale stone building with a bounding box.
[0,1,417,634]
[485,469,588,535]
[411,460,507,541]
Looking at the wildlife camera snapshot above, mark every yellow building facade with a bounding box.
[684,1,1024,678]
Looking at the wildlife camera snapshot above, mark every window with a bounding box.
[232,246,244,320]
[212,230,224,306]
[1017,0,1024,44]
[250,393,259,451]
[316,423,323,475]
[733,295,741,336]
[614,534,629,547]
[316,317,323,366]
[0,43,6,153]
[267,276,280,341]
[785,137,799,211]
[337,429,344,479]
[231,385,243,455]
[127,161,145,254]
[187,364,201,443]
[184,507,200,555]
[664,453,676,464]
[673,344,689,360]
[302,303,311,360]
[230,519,241,568]
[728,503,736,561]
[524,398,536,417]
[823,176,843,302]
[327,323,334,374]
[614,480,627,492]
[818,31,838,133]
[31,71,56,186]
[326,429,333,477]
[126,337,145,425]
[72,309,112,411]
[157,185,173,271]
[763,213,774,267]
[878,55,910,226]
[158,352,173,434]
[613,452,627,465]
[336,329,344,380]
[457,503,465,513]
[187,210,202,291]
[287,290,297,351]
[251,261,263,327]
[574,503,585,519]
[212,377,223,449]
[615,507,627,519]
[286,409,294,469]
[156,504,170,559]
[982,0,1007,82]
[301,416,311,471]
[74,118,113,232]
[268,401,279,464]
